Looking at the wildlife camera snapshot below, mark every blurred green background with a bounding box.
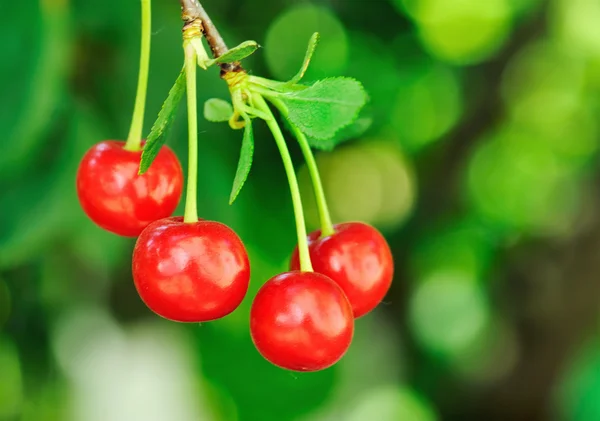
[1,0,600,420]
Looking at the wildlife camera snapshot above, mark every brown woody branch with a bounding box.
[179,0,242,74]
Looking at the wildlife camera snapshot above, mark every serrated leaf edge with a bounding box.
[305,116,373,150]
[282,77,369,140]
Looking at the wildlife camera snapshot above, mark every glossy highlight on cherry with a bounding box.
[76,140,183,237]
[250,271,354,372]
[132,216,251,322]
[290,222,394,318]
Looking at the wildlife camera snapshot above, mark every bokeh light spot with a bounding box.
[409,271,490,358]
[391,63,463,151]
[361,142,417,230]
[501,41,598,166]
[346,385,438,421]
[397,0,513,64]
[298,141,416,232]
[466,129,582,236]
[552,0,600,58]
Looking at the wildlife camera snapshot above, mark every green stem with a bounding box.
[269,97,335,237]
[124,0,151,151]
[253,94,313,272]
[183,43,199,223]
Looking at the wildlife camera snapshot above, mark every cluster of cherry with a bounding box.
[76,142,393,372]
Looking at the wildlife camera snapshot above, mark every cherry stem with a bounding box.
[124,0,151,152]
[268,97,335,238]
[183,42,199,223]
[253,94,313,272]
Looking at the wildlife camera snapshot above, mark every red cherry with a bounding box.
[76,140,184,237]
[290,222,394,318]
[250,271,354,372]
[132,217,250,322]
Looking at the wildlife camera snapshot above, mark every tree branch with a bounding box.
[179,0,242,74]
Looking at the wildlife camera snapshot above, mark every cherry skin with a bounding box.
[250,271,354,372]
[132,217,250,322]
[290,222,394,318]
[76,140,184,237]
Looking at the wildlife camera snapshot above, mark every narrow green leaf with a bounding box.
[288,32,320,84]
[139,68,186,174]
[307,116,373,151]
[204,98,234,122]
[207,41,260,66]
[229,117,254,204]
[280,77,368,140]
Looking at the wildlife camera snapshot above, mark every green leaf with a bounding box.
[139,68,186,175]
[207,41,260,66]
[288,32,320,84]
[307,115,373,150]
[204,98,234,122]
[279,77,368,140]
[229,117,254,204]
[280,105,372,151]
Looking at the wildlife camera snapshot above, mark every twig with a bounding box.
[179,0,242,74]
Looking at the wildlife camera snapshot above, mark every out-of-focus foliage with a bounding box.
[1,0,600,420]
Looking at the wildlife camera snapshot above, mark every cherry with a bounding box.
[250,271,354,371]
[290,222,394,318]
[76,140,184,237]
[132,216,250,322]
